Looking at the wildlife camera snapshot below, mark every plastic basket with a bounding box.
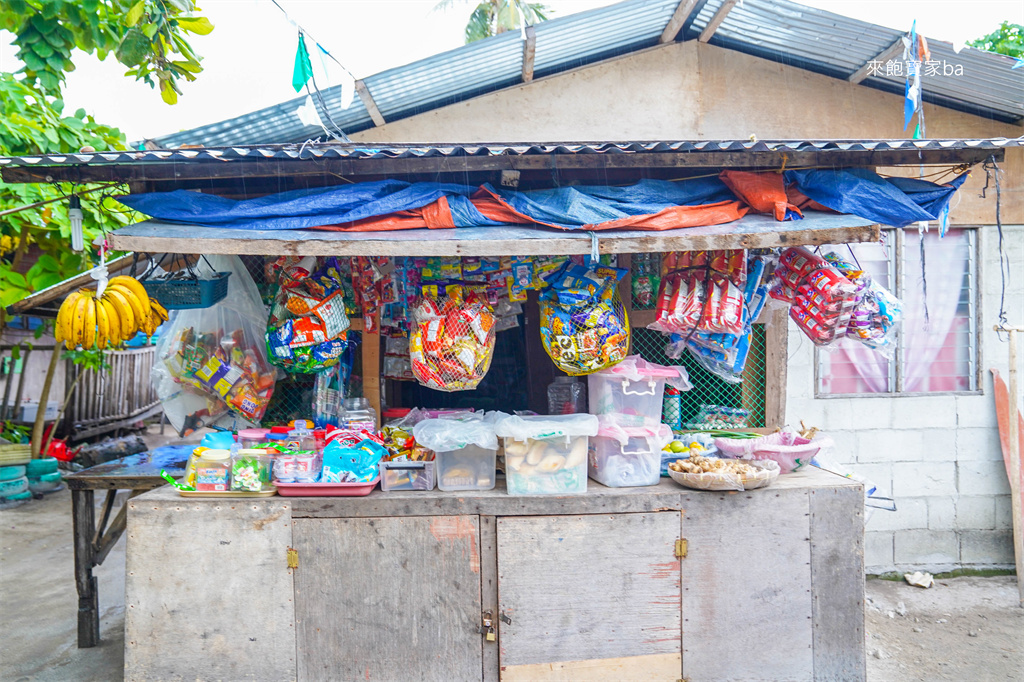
[142,271,231,309]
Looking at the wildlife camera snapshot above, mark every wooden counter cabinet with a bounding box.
[124,468,866,681]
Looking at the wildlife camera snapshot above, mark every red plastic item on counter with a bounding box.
[274,477,379,497]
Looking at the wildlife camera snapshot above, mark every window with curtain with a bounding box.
[817,227,978,396]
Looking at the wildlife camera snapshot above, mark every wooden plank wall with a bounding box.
[292,516,483,682]
[810,486,867,681]
[124,496,296,681]
[681,488,815,680]
[496,513,682,681]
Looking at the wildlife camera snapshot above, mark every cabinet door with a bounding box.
[293,516,483,682]
[496,513,681,681]
[681,488,814,681]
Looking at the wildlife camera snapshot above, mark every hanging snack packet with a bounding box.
[539,262,630,376]
[410,287,497,391]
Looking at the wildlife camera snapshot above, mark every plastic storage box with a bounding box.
[494,414,598,496]
[589,418,671,488]
[434,446,496,491]
[413,418,498,492]
[379,460,436,491]
[588,355,691,420]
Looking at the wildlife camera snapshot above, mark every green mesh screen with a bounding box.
[629,326,766,430]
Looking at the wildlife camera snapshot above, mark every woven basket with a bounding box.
[0,444,32,466]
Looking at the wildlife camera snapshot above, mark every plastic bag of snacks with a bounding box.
[823,253,902,355]
[151,256,278,436]
[410,285,497,391]
[539,262,630,376]
[770,247,866,346]
[266,257,352,373]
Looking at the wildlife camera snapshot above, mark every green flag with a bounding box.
[292,34,313,93]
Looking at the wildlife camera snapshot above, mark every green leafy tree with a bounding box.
[1,0,214,103]
[968,21,1023,59]
[0,1,214,310]
[435,0,551,44]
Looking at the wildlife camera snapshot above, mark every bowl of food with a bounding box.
[667,456,779,491]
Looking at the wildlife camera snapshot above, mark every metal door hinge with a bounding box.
[287,547,299,569]
[675,538,688,559]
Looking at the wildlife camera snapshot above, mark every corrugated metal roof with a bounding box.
[2,137,1020,169]
[147,0,1023,149]
[690,0,1024,122]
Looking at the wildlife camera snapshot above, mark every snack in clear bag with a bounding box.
[152,256,278,435]
[824,253,902,354]
[410,285,497,391]
[266,257,352,373]
[539,263,630,376]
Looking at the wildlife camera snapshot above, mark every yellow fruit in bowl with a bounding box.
[670,440,686,453]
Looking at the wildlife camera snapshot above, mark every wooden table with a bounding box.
[65,446,190,648]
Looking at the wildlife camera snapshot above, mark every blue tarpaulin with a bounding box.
[784,169,966,228]
[117,169,966,232]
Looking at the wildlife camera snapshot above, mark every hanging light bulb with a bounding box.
[69,195,84,252]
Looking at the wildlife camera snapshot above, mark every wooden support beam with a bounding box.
[848,39,905,84]
[354,80,386,127]
[522,25,536,83]
[698,0,737,43]
[659,0,700,43]
[3,148,1001,187]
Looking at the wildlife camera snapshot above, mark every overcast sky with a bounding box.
[0,0,1021,142]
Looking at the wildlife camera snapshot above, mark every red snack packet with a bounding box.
[780,247,826,278]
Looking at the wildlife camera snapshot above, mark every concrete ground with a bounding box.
[1,426,1021,680]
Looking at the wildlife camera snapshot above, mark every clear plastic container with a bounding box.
[194,449,231,492]
[587,357,687,420]
[230,449,273,491]
[237,428,269,449]
[379,460,436,491]
[503,435,589,495]
[342,397,377,432]
[493,414,598,496]
[588,432,663,488]
[435,445,496,491]
[547,376,586,415]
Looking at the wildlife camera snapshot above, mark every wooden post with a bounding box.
[31,349,61,458]
[999,326,1023,606]
[72,488,100,647]
[362,313,381,428]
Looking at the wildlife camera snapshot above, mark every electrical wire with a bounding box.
[984,155,1010,335]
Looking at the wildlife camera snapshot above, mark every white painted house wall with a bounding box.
[351,39,1023,571]
[786,225,1024,573]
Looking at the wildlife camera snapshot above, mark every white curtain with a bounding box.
[902,229,968,392]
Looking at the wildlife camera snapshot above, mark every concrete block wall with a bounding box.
[786,224,1023,574]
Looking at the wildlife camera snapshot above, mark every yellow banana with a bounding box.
[108,276,151,320]
[103,289,136,340]
[82,295,97,349]
[56,291,82,344]
[107,283,146,326]
[141,310,160,340]
[95,297,110,350]
[150,298,169,322]
[100,298,121,347]
[70,293,90,348]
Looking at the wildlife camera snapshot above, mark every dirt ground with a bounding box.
[1,425,1021,680]
[865,575,1024,682]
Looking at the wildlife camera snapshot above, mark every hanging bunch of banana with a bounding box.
[55,276,169,350]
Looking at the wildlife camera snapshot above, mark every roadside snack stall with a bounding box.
[0,138,1007,681]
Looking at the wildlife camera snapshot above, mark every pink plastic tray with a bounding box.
[274,476,379,497]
